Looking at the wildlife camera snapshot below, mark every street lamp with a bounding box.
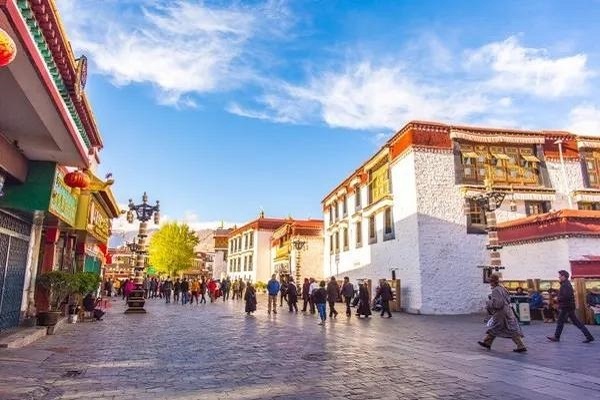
[292,238,307,284]
[124,192,160,314]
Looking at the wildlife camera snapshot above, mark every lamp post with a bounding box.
[292,238,307,284]
[124,192,160,314]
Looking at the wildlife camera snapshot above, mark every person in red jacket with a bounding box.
[207,279,217,303]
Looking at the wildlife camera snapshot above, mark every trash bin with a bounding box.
[511,295,531,325]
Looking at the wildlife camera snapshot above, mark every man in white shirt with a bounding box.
[309,278,318,314]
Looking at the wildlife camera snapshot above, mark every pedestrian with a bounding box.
[225,278,232,301]
[232,279,239,300]
[238,278,246,300]
[267,274,281,315]
[208,279,217,303]
[245,282,257,315]
[173,278,181,303]
[163,277,173,304]
[309,278,318,314]
[221,278,228,302]
[301,278,311,312]
[341,277,354,317]
[190,278,200,305]
[123,279,135,300]
[314,281,328,325]
[280,277,288,307]
[478,274,527,352]
[327,276,340,318]
[200,278,207,304]
[287,278,298,313]
[180,278,190,305]
[142,277,149,299]
[356,282,372,318]
[378,279,393,318]
[547,270,595,343]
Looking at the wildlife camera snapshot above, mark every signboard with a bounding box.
[49,169,78,226]
[88,198,110,243]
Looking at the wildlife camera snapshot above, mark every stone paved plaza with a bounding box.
[1,296,599,400]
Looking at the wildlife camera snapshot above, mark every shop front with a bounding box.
[0,162,80,324]
[74,178,120,280]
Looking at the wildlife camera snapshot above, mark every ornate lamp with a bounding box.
[124,192,160,314]
[0,28,17,67]
[292,238,308,284]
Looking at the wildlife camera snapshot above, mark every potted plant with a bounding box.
[70,272,102,322]
[36,270,74,326]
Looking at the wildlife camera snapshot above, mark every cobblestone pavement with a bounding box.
[1,296,599,400]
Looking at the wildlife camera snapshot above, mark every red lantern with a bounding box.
[0,28,17,68]
[64,170,90,189]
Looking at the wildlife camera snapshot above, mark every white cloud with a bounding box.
[230,36,594,132]
[57,0,290,106]
[465,36,590,97]
[230,62,492,130]
[567,104,600,136]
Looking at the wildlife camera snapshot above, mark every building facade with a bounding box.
[271,219,324,282]
[322,121,600,314]
[212,226,233,280]
[227,214,286,284]
[0,0,118,328]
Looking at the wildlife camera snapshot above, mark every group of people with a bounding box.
[479,270,595,354]
[250,274,394,325]
[103,276,249,305]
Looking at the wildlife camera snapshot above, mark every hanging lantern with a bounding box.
[0,28,17,68]
[64,170,90,189]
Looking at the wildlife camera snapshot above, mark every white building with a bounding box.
[322,121,600,314]
[227,213,286,284]
[271,219,324,283]
[212,226,233,280]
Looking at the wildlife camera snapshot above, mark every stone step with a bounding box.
[0,327,47,349]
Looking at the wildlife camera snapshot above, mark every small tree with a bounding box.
[148,222,199,276]
[36,271,74,311]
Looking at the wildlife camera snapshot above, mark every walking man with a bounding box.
[267,274,280,315]
[163,277,173,304]
[287,278,299,313]
[200,279,207,304]
[180,278,190,305]
[173,278,181,303]
[280,277,288,307]
[341,277,354,317]
[301,278,311,312]
[547,270,595,343]
[378,279,393,318]
[309,278,318,314]
[327,276,340,318]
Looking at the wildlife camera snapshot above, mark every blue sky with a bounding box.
[56,0,600,230]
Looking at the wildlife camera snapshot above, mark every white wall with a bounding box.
[413,149,488,314]
[291,236,324,282]
[501,237,600,281]
[256,230,273,283]
[545,159,584,209]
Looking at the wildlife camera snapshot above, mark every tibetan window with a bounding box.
[333,200,339,221]
[248,255,253,271]
[578,202,600,211]
[384,207,395,241]
[356,221,362,247]
[354,185,362,210]
[368,159,390,204]
[459,143,541,185]
[583,152,600,188]
[525,201,550,216]
[342,195,348,217]
[343,228,349,251]
[368,215,377,244]
[329,235,334,254]
[466,199,487,234]
[335,231,340,253]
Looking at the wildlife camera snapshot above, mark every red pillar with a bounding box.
[35,227,60,311]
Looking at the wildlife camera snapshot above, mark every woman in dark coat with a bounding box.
[287,278,298,313]
[356,283,372,318]
[478,274,527,352]
[244,283,257,315]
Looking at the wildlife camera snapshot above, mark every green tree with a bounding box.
[148,222,199,276]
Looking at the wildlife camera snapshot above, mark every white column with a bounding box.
[20,210,45,320]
